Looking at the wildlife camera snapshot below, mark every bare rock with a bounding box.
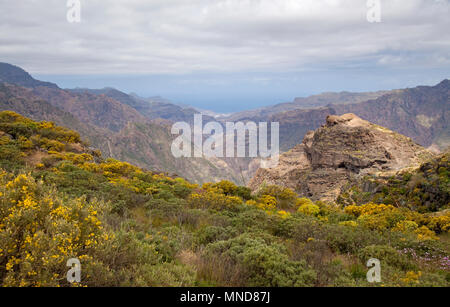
[249,114,434,202]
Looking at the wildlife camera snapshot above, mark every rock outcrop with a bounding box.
[248,113,434,202]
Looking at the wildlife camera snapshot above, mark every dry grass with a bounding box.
[177,249,200,267]
[24,150,48,166]
[177,248,247,286]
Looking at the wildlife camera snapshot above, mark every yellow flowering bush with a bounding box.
[258,185,297,209]
[0,112,80,145]
[339,220,358,227]
[257,195,277,210]
[30,135,66,152]
[277,210,291,219]
[210,180,238,195]
[427,213,450,234]
[414,226,438,241]
[174,177,198,190]
[296,197,314,208]
[356,214,391,231]
[345,203,396,217]
[0,134,10,146]
[245,196,277,212]
[344,203,443,240]
[298,203,320,216]
[99,158,140,177]
[48,151,94,165]
[188,190,243,210]
[0,173,111,287]
[18,135,33,150]
[393,220,419,233]
[401,271,422,285]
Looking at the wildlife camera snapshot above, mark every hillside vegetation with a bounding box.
[0,82,239,184]
[338,152,450,213]
[0,111,448,287]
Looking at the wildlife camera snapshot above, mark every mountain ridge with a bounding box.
[249,113,434,202]
[0,62,448,185]
[267,79,449,152]
[0,63,239,183]
[0,62,59,89]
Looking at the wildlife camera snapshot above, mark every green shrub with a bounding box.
[204,234,316,287]
[195,226,237,245]
[358,245,416,271]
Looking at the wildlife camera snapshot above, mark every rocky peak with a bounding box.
[305,113,429,172]
[325,113,360,126]
[249,114,434,202]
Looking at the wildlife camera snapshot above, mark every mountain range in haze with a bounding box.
[0,62,448,185]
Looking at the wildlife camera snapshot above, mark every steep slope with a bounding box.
[337,150,449,213]
[332,80,450,149]
[0,75,239,184]
[269,107,338,152]
[249,113,434,202]
[69,87,142,109]
[266,80,449,152]
[0,83,113,151]
[0,63,208,126]
[0,84,240,183]
[68,88,215,124]
[129,94,215,124]
[30,86,148,132]
[108,120,241,183]
[0,62,59,89]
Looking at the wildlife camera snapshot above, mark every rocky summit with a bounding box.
[249,113,434,202]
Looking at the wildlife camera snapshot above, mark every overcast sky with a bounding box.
[0,0,449,112]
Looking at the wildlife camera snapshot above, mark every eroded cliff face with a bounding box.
[249,113,434,202]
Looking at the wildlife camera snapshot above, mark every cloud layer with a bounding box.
[0,0,449,75]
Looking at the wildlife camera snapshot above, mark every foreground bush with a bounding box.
[202,234,316,287]
[0,173,110,286]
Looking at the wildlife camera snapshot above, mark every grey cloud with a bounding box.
[0,0,448,74]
